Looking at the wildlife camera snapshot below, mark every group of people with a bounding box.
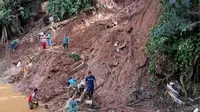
[10,30,91,111]
[27,71,97,111]
[38,32,52,49]
[10,32,70,52]
[64,71,97,112]
[38,32,70,51]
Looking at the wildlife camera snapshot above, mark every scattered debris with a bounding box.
[106,62,115,79]
[16,61,21,67]
[68,62,87,75]
[193,108,198,112]
[114,42,119,47]
[167,91,184,104]
[167,82,184,104]
[116,44,126,52]
[28,63,32,67]
[85,100,93,105]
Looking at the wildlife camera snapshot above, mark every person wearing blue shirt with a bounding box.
[63,35,70,51]
[11,39,19,52]
[47,33,51,47]
[67,77,77,88]
[68,97,79,112]
[67,77,77,97]
[86,71,97,99]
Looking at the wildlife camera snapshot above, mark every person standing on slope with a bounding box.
[47,32,52,47]
[39,32,47,49]
[11,39,19,52]
[28,88,39,110]
[86,71,97,99]
[63,35,70,51]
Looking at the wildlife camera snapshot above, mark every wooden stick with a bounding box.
[68,62,87,75]
[106,62,115,80]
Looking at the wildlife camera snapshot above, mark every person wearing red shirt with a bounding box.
[28,88,39,109]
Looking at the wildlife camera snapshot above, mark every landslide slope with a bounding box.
[0,0,159,111]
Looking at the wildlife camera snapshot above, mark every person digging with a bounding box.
[67,77,77,98]
[28,88,39,110]
[77,74,86,96]
[11,39,19,52]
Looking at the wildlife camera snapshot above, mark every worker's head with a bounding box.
[65,34,69,38]
[34,88,38,93]
[88,71,92,76]
[68,77,72,81]
[16,39,19,43]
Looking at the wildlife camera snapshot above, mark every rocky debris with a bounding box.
[50,66,59,73]
[126,88,152,106]
[115,43,126,52]
[114,42,119,47]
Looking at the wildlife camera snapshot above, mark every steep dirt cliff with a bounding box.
[0,0,159,111]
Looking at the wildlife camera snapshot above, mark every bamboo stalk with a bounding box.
[106,62,115,80]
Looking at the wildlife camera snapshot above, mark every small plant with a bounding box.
[69,53,80,62]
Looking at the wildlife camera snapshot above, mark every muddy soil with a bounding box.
[0,83,46,112]
[0,0,160,112]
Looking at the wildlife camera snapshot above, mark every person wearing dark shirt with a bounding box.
[85,71,97,99]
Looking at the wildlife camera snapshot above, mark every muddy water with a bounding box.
[0,84,46,112]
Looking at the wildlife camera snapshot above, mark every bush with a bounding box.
[48,0,95,21]
[69,53,81,62]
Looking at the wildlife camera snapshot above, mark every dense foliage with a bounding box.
[0,0,41,39]
[48,0,95,21]
[147,0,200,98]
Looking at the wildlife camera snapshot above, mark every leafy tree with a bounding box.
[0,0,41,41]
[48,0,95,21]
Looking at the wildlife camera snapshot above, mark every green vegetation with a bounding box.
[69,53,81,62]
[48,0,96,21]
[0,0,41,40]
[147,0,200,99]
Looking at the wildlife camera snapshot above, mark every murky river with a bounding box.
[0,84,46,112]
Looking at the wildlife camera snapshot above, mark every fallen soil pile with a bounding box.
[0,0,160,111]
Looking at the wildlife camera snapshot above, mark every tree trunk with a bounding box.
[1,26,8,43]
[11,16,25,36]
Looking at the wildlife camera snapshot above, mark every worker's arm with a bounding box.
[94,76,97,86]
[85,77,88,86]
[32,94,39,101]
[95,80,97,86]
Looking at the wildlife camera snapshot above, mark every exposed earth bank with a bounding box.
[0,0,159,111]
